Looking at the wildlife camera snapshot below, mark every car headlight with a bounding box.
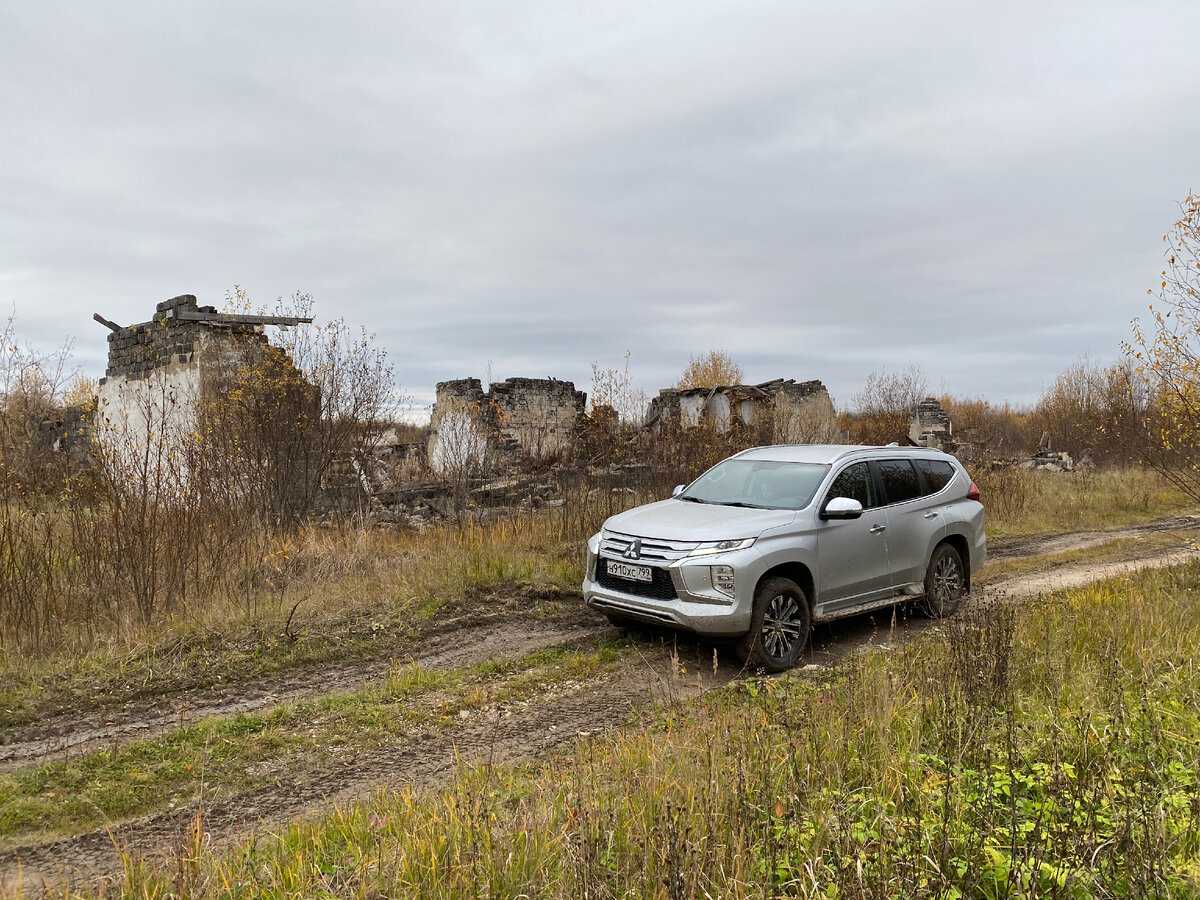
[687,537,756,557]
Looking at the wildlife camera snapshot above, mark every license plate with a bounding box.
[605,560,653,583]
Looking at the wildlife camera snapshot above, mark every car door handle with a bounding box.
[869,524,887,534]
[923,511,939,519]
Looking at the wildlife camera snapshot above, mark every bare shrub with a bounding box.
[590,352,648,425]
[432,408,494,514]
[938,395,1034,459]
[0,313,79,495]
[201,291,398,525]
[844,365,927,444]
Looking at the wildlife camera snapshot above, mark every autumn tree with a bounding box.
[678,350,743,389]
[1127,192,1200,498]
[591,352,648,424]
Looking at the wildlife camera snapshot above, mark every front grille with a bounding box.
[599,532,699,563]
[595,557,679,601]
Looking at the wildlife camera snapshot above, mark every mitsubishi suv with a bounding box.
[582,445,985,671]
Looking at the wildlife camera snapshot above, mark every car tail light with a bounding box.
[966,481,981,502]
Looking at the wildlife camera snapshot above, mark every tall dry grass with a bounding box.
[103,562,1200,897]
[973,465,1190,539]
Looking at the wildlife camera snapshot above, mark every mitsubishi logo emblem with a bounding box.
[623,538,642,560]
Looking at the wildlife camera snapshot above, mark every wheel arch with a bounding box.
[754,561,816,611]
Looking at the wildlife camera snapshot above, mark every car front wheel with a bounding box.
[736,576,811,672]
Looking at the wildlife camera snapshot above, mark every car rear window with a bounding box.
[916,459,956,494]
[876,459,922,504]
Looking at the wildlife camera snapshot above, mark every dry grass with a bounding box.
[975,466,1190,539]
[67,561,1200,898]
[0,515,593,729]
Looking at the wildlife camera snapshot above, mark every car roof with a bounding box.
[735,444,957,465]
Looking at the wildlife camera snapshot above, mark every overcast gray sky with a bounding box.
[2,1,1197,416]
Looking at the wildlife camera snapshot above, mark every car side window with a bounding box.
[877,459,922,504]
[826,462,876,509]
[916,459,955,494]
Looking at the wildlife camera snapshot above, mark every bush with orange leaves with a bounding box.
[1127,192,1200,499]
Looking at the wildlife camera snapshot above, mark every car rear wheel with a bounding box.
[736,576,811,672]
[920,543,966,618]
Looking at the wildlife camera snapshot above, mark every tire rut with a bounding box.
[0,652,699,890]
[0,618,603,773]
[987,514,1200,560]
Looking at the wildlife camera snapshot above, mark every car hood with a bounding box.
[604,499,797,542]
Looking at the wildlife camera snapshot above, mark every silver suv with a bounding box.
[583,444,985,671]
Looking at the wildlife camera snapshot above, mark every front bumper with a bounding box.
[581,542,753,636]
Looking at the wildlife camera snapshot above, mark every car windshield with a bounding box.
[679,460,830,510]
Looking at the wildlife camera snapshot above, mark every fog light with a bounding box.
[711,565,736,598]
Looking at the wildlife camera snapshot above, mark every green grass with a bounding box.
[0,643,623,844]
[93,563,1200,898]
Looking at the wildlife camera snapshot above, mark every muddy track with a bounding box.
[0,617,599,773]
[987,514,1200,560]
[5,516,1194,773]
[1,652,703,890]
[2,537,1199,890]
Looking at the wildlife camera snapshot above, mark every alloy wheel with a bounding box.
[931,552,964,613]
[761,592,806,661]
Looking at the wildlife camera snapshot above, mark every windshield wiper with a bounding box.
[713,500,769,509]
[677,495,706,503]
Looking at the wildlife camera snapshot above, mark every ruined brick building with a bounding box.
[644,378,838,442]
[95,294,310,449]
[426,377,587,474]
[908,397,953,450]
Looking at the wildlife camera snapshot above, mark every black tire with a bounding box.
[920,543,967,618]
[735,576,812,673]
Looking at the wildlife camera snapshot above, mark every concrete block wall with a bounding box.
[101,295,266,384]
[427,376,586,474]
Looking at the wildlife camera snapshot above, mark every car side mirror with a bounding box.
[821,496,864,520]
[672,484,685,497]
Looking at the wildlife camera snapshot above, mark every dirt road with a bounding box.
[2,523,1197,891]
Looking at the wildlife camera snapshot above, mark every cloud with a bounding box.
[2,0,1197,410]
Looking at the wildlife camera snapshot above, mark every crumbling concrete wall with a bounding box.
[645,378,837,442]
[427,377,587,474]
[426,378,491,475]
[95,295,285,459]
[909,397,953,449]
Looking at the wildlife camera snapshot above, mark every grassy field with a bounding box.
[975,466,1191,539]
[0,518,586,730]
[85,560,1200,898]
[0,467,1190,732]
